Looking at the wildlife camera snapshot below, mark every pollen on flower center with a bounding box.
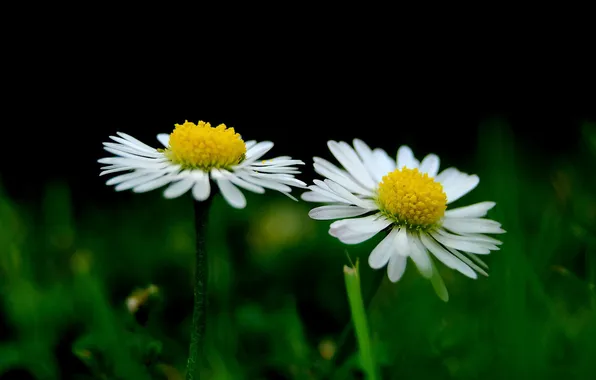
[164,121,246,170]
[376,167,447,229]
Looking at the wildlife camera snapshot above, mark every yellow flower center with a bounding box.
[376,168,447,229]
[164,120,246,170]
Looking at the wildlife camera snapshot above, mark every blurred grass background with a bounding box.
[1,120,595,379]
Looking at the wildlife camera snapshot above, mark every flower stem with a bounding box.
[333,266,385,369]
[343,260,378,380]
[186,196,214,380]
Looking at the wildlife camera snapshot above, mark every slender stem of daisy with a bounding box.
[332,266,385,369]
[343,260,378,380]
[186,195,215,380]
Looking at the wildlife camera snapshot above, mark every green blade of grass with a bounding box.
[343,260,378,380]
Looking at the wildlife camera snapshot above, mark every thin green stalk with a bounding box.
[333,266,384,368]
[343,260,378,380]
[186,196,214,380]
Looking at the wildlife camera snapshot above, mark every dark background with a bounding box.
[3,7,595,210]
[3,64,594,208]
[2,14,594,208]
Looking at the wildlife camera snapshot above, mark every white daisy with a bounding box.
[302,140,505,301]
[99,120,306,208]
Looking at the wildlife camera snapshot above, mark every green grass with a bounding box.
[1,121,595,379]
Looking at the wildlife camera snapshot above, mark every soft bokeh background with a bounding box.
[2,113,596,379]
[2,28,596,378]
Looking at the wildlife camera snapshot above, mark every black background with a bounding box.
[2,21,595,210]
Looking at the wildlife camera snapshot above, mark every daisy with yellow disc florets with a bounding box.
[99,120,306,208]
[99,120,305,378]
[302,140,505,301]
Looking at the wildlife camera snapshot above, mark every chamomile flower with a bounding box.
[99,121,306,208]
[302,140,505,301]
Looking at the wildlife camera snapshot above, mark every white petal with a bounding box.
[157,133,170,147]
[430,231,495,254]
[338,141,377,186]
[330,214,391,233]
[100,164,120,170]
[435,167,459,184]
[396,145,419,169]
[109,135,157,154]
[106,170,152,186]
[226,175,266,194]
[352,139,373,162]
[329,214,391,244]
[372,148,396,180]
[445,201,496,218]
[268,173,306,186]
[278,191,299,202]
[441,171,480,204]
[98,155,165,164]
[419,233,477,279]
[460,233,503,245]
[239,174,292,193]
[103,142,162,158]
[368,228,400,269]
[387,254,407,282]
[445,247,489,277]
[191,171,211,201]
[307,183,353,205]
[100,167,132,176]
[163,177,194,199]
[98,157,170,169]
[331,228,382,245]
[115,172,165,191]
[429,261,449,302]
[275,155,292,160]
[464,251,489,270]
[250,166,301,174]
[324,180,377,209]
[216,179,246,209]
[442,218,506,234]
[313,157,372,196]
[116,132,158,151]
[301,191,337,203]
[419,154,440,177]
[327,141,376,189]
[308,205,371,220]
[245,172,306,188]
[251,160,304,170]
[103,147,156,160]
[245,140,257,150]
[250,158,302,166]
[436,229,502,246]
[244,141,274,162]
[394,227,410,257]
[353,139,384,183]
[133,174,176,193]
[408,233,433,278]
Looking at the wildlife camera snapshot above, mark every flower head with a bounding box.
[99,121,306,208]
[302,140,505,301]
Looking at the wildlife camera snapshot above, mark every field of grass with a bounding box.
[1,121,595,379]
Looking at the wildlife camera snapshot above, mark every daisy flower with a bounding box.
[302,140,505,301]
[99,120,306,377]
[98,120,306,208]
